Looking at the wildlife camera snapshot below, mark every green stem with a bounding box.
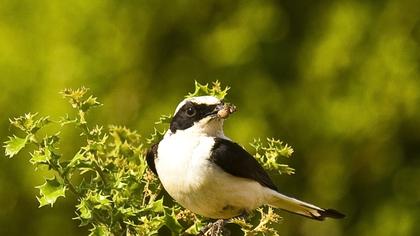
[94,161,108,186]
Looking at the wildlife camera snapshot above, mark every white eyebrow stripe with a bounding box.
[174,96,221,115]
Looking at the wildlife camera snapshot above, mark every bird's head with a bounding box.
[169,96,236,137]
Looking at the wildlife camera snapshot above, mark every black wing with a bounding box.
[146,143,159,175]
[210,138,278,191]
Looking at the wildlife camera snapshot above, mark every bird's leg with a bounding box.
[197,222,214,236]
[198,219,229,236]
[209,219,227,236]
[198,210,249,236]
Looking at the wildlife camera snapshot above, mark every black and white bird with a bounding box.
[146,96,344,221]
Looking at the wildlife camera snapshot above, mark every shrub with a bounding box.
[4,82,294,236]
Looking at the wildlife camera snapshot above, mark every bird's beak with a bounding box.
[213,102,237,119]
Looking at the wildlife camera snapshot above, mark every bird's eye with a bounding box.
[186,107,196,117]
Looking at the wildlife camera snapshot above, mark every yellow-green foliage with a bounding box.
[4,82,292,235]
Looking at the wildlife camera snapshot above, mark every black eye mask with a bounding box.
[170,102,218,133]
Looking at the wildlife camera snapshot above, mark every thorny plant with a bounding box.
[4,81,294,236]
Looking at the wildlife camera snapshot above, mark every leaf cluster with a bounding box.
[4,82,294,236]
[251,138,295,175]
[187,81,230,100]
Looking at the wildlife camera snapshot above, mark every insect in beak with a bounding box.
[215,103,236,119]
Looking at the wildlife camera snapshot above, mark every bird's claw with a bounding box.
[198,219,230,236]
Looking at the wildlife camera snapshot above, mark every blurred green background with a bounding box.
[1,0,420,235]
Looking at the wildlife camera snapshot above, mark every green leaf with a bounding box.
[9,113,50,134]
[76,200,92,221]
[137,216,165,235]
[140,198,164,213]
[163,207,183,234]
[67,151,91,170]
[61,87,89,108]
[76,191,111,221]
[61,87,102,113]
[90,193,111,210]
[184,220,205,235]
[251,138,295,175]
[36,177,66,207]
[152,198,165,213]
[154,114,173,125]
[4,135,28,158]
[146,128,166,145]
[59,114,78,126]
[43,133,60,147]
[81,95,102,112]
[89,224,111,236]
[187,80,230,99]
[109,125,141,144]
[29,150,51,165]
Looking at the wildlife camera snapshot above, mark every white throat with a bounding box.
[167,118,227,139]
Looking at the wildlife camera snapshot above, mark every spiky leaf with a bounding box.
[89,224,111,236]
[187,80,230,99]
[4,135,28,158]
[29,150,51,165]
[154,114,172,125]
[163,207,183,234]
[36,177,66,207]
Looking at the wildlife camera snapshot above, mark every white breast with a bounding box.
[156,130,270,219]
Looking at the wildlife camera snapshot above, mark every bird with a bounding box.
[146,95,344,222]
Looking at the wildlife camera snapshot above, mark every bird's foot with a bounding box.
[233,211,249,221]
[198,219,229,236]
